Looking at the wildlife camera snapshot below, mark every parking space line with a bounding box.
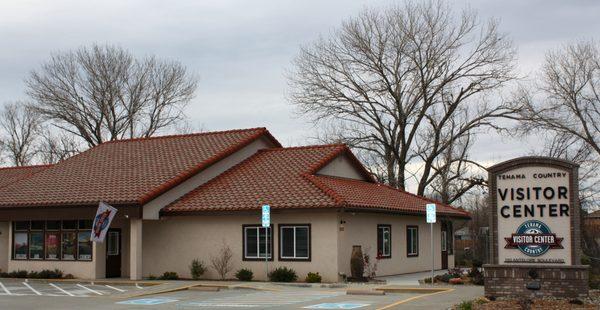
[376,289,454,310]
[0,282,12,295]
[49,283,75,296]
[135,283,143,289]
[22,282,42,296]
[77,284,103,295]
[105,285,126,292]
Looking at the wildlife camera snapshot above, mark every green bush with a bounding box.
[305,272,322,283]
[189,259,207,280]
[590,274,600,289]
[456,300,473,310]
[0,269,64,279]
[159,271,179,280]
[235,268,254,281]
[147,274,157,280]
[268,267,297,282]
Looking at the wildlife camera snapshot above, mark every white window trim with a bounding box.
[408,227,419,256]
[243,226,271,259]
[279,225,310,260]
[441,230,447,252]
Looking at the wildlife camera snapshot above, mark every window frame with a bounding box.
[278,224,311,261]
[406,225,419,257]
[242,224,274,261]
[11,220,94,261]
[377,224,392,259]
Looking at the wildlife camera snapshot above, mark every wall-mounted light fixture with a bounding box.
[339,220,346,231]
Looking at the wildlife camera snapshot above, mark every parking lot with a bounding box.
[0,278,147,297]
[0,280,483,310]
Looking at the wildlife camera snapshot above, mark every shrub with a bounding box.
[147,274,157,280]
[350,247,365,280]
[189,259,207,280]
[210,243,234,280]
[159,271,179,280]
[235,268,254,281]
[456,300,473,310]
[590,274,600,289]
[1,269,64,279]
[305,272,322,283]
[268,267,298,282]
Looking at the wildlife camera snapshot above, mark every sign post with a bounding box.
[426,203,436,286]
[262,204,270,280]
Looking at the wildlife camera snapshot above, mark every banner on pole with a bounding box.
[91,202,118,242]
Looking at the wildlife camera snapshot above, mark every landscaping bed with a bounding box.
[454,290,600,310]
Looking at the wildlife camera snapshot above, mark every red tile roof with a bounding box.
[0,128,280,208]
[164,145,470,218]
[0,165,52,189]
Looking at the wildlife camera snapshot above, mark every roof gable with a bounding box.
[0,128,280,208]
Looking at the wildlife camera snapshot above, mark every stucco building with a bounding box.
[0,128,469,282]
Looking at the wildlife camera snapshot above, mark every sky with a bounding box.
[1,0,599,172]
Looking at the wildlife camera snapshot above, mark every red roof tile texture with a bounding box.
[0,165,51,189]
[0,128,279,208]
[164,144,469,218]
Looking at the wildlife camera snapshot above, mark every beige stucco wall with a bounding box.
[143,137,277,219]
[142,210,340,282]
[317,154,366,180]
[0,222,8,272]
[338,212,454,277]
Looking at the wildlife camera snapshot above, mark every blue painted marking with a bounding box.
[116,297,178,305]
[304,303,370,309]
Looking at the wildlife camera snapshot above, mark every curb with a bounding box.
[375,287,453,294]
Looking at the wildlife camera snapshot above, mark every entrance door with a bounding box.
[441,223,448,269]
[106,229,121,278]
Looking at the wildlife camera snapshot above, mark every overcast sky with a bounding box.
[1,0,599,167]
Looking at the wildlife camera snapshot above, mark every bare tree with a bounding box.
[37,130,82,164]
[0,102,41,166]
[519,40,600,157]
[210,242,234,280]
[288,1,519,200]
[26,44,198,147]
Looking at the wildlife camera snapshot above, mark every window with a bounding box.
[377,225,391,258]
[78,232,92,260]
[407,226,419,257]
[107,231,119,256]
[441,231,447,252]
[243,225,272,260]
[279,224,310,261]
[445,221,454,255]
[12,220,93,261]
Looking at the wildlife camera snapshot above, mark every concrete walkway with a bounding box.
[376,270,449,285]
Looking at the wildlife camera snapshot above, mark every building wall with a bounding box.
[338,212,454,277]
[142,211,340,282]
[0,222,8,272]
[317,154,366,180]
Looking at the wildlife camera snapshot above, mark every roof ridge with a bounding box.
[302,174,346,206]
[103,127,268,144]
[0,164,53,171]
[138,128,274,205]
[259,143,346,152]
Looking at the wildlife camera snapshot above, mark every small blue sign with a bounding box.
[262,204,270,227]
[426,203,436,223]
[304,303,369,309]
[116,298,178,305]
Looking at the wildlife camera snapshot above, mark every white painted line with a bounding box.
[76,284,103,295]
[0,282,12,295]
[135,283,143,289]
[22,282,42,296]
[49,283,75,296]
[105,285,126,292]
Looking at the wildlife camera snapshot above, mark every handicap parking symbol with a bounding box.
[304,303,370,309]
[116,297,179,305]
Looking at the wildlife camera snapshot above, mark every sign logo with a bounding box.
[504,220,563,257]
[91,202,118,242]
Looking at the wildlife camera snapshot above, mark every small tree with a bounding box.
[189,259,207,280]
[210,243,233,280]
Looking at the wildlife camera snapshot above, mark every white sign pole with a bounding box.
[426,203,437,286]
[262,204,270,280]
